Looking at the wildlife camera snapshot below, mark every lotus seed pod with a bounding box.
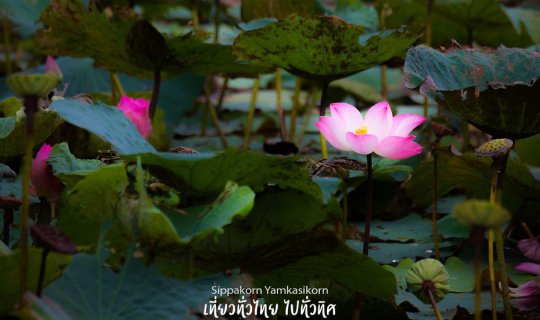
[452,199,511,229]
[406,258,449,304]
[475,138,513,158]
[7,74,61,98]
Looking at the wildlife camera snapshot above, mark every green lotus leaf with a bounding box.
[380,0,534,48]
[233,15,418,82]
[404,46,540,139]
[241,0,327,22]
[0,108,62,161]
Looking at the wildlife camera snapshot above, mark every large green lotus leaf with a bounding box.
[241,0,327,22]
[44,247,236,320]
[0,108,62,161]
[233,15,418,81]
[404,46,540,139]
[405,149,540,216]
[504,7,540,44]
[254,247,396,302]
[445,257,475,293]
[167,41,272,77]
[50,99,155,155]
[0,248,72,316]
[58,164,129,247]
[48,142,104,187]
[156,189,341,277]
[334,0,378,31]
[0,0,51,38]
[516,133,540,166]
[164,181,255,243]
[381,0,533,48]
[123,150,321,199]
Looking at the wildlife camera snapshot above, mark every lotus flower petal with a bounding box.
[45,56,63,79]
[315,116,350,151]
[508,280,540,298]
[329,102,363,133]
[517,238,540,261]
[364,101,393,139]
[375,136,423,160]
[346,133,378,155]
[31,144,65,202]
[514,262,540,276]
[117,96,152,139]
[390,114,426,137]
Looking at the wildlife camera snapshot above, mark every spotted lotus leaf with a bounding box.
[233,15,418,82]
[404,45,540,139]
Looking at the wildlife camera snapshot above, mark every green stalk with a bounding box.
[149,67,161,120]
[275,69,287,141]
[204,77,228,148]
[379,4,388,100]
[191,0,200,32]
[432,148,440,260]
[3,20,12,75]
[289,77,302,141]
[110,74,117,104]
[362,153,373,256]
[491,153,512,320]
[428,285,444,320]
[20,95,38,302]
[213,0,221,43]
[341,181,349,241]
[243,77,260,151]
[296,87,317,145]
[319,80,330,159]
[215,77,229,114]
[423,0,434,118]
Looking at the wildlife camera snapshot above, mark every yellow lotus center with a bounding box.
[355,125,368,135]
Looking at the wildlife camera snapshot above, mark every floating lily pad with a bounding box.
[404,46,540,139]
[233,15,418,82]
[0,108,62,161]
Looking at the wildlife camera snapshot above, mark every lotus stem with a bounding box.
[191,0,200,32]
[432,148,440,260]
[488,229,497,320]
[204,77,227,148]
[36,249,49,297]
[243,77,260,151]
[20,95,38,302]
[213,0,220,43]
[379,4,388,100]
[3,20,12,75]
[423,0,434,118]
[472,227,483,320]
[110,74,117,104]
[149,67,161,120]
[319,80,330,159]
[2,208,12,245]
[491,152,512,320]
[215,76,228,114]
[275,69,287,142]
[521,222,534,239]
[341,181,349,241]
[111,73,125,97]
[289,77,302,141]
[296,87,317,145]
[428,284,444,320]
[362,153,373,256]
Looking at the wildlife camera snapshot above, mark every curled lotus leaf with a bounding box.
[233,15,418,82]
[404,45,540,139]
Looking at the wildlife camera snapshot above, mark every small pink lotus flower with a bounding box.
[514,262,540,275]
[508,280,540,298]
[315,101,426,159]
[45,56,63,79]
[117,96,152,139]
[31,144,65,202]
[518,238,540,260]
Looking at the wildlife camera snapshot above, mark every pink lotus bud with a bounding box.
[30,144,65,202]
[45,56,63,79]
[117,96,153,139]
[315,101,426,160]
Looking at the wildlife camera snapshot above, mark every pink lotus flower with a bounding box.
[514,262,540,275]
[30,144,65,202]
[518,238,540,260]
[117,96,152,139]
[508,280,540,298]
[315,101,426,160]
[45,56,63,79]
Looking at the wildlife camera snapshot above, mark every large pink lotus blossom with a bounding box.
[45,56,63,79]
[117,96,152,139]
[30,144,65,202]
[514,262,540,275]
[315,101,426,160]
[508,280,540,298]
[518,238,540,260]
